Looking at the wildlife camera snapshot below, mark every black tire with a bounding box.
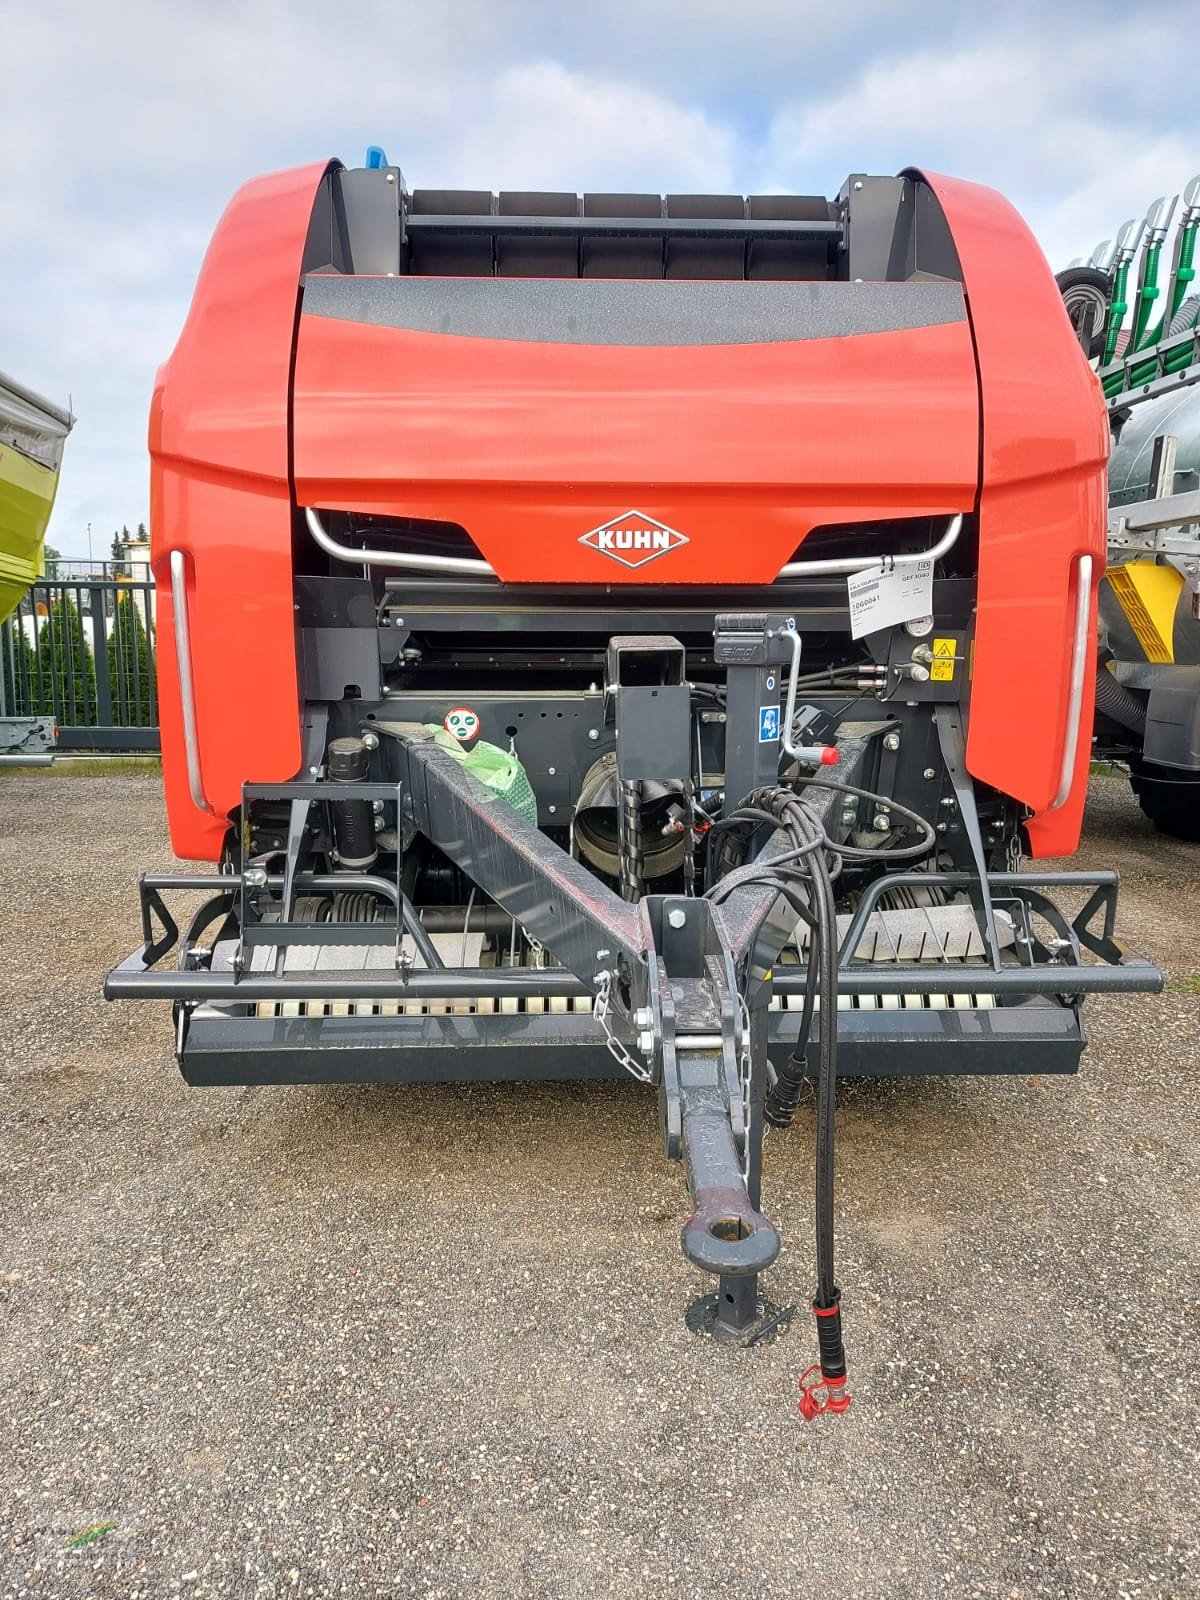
[1056,266,1111,360]
[1129,759,1200,841]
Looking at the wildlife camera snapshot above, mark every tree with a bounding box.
[0,621,39,717]
[35,594,96,723]
[42,544,61,580]
[110,529,125,564]
[107,591,153,725]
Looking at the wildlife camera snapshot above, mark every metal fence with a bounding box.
[0,577,160,750]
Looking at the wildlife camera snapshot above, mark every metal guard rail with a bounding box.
[105,868,1162,1005]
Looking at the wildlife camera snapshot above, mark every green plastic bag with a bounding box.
[426,726,539,826]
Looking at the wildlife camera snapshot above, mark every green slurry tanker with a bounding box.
[1059,177,1200,839]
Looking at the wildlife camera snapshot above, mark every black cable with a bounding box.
[791,778,937,861]
[707,868,822,1079]
[704,776,934,1406]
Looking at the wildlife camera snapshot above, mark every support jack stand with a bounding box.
[685,1275,793,1346]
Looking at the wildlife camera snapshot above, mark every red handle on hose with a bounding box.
[798,1364,852,1420]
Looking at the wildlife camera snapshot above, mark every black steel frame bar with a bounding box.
[387,725,646,986]
[176,1006,1088,1085]
[243,781,401,803]
[57,727,160,751]
[838,869,1124,963]
[106,842,1161,1003]
[403,215,841,240]
[104,957,1159,1003]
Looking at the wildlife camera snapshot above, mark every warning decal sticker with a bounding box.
[930,637,957,682]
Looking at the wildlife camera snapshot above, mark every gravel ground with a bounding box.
[0,772,1197,1600]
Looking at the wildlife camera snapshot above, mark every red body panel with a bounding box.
[293,307,979,586]
[151,161,334,860]
[913,172,1109,856]
[154,160,1106,866]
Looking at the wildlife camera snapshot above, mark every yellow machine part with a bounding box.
[1104,561,1184,664]
[0,443,62,624]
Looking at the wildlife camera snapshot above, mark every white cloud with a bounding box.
[1,5,741,554]
[431,61,736,192]
[1,1,1196,556]
[759,18,1200,265]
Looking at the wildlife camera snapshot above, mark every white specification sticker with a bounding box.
[846,558,934,640]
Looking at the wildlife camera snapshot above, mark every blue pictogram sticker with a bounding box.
[758,704,780,743]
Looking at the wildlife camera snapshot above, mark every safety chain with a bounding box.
[594,969,653,1084]
[1006,829,1022,874]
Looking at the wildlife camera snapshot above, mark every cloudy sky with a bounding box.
[4,0,1198,559]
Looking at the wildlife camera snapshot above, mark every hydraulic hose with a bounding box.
[1095,663,1148,734]
[705,779,935,1416]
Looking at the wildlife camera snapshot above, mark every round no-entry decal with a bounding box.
[443,706,481,743]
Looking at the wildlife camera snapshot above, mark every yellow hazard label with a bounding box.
[931,637,957,681]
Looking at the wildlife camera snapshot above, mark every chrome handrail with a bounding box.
[306,506,965,583]
[305,507,494,575]
[169,550,213,814]
[1050,552,1094,810]
[777,622,803,757]
[777,512,963,578]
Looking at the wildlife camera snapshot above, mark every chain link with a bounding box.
[1006,828,1022,874]
[594,969,653,1084]
[593,970,753,1107]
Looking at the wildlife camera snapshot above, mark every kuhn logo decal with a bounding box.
[579,511,689,569]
